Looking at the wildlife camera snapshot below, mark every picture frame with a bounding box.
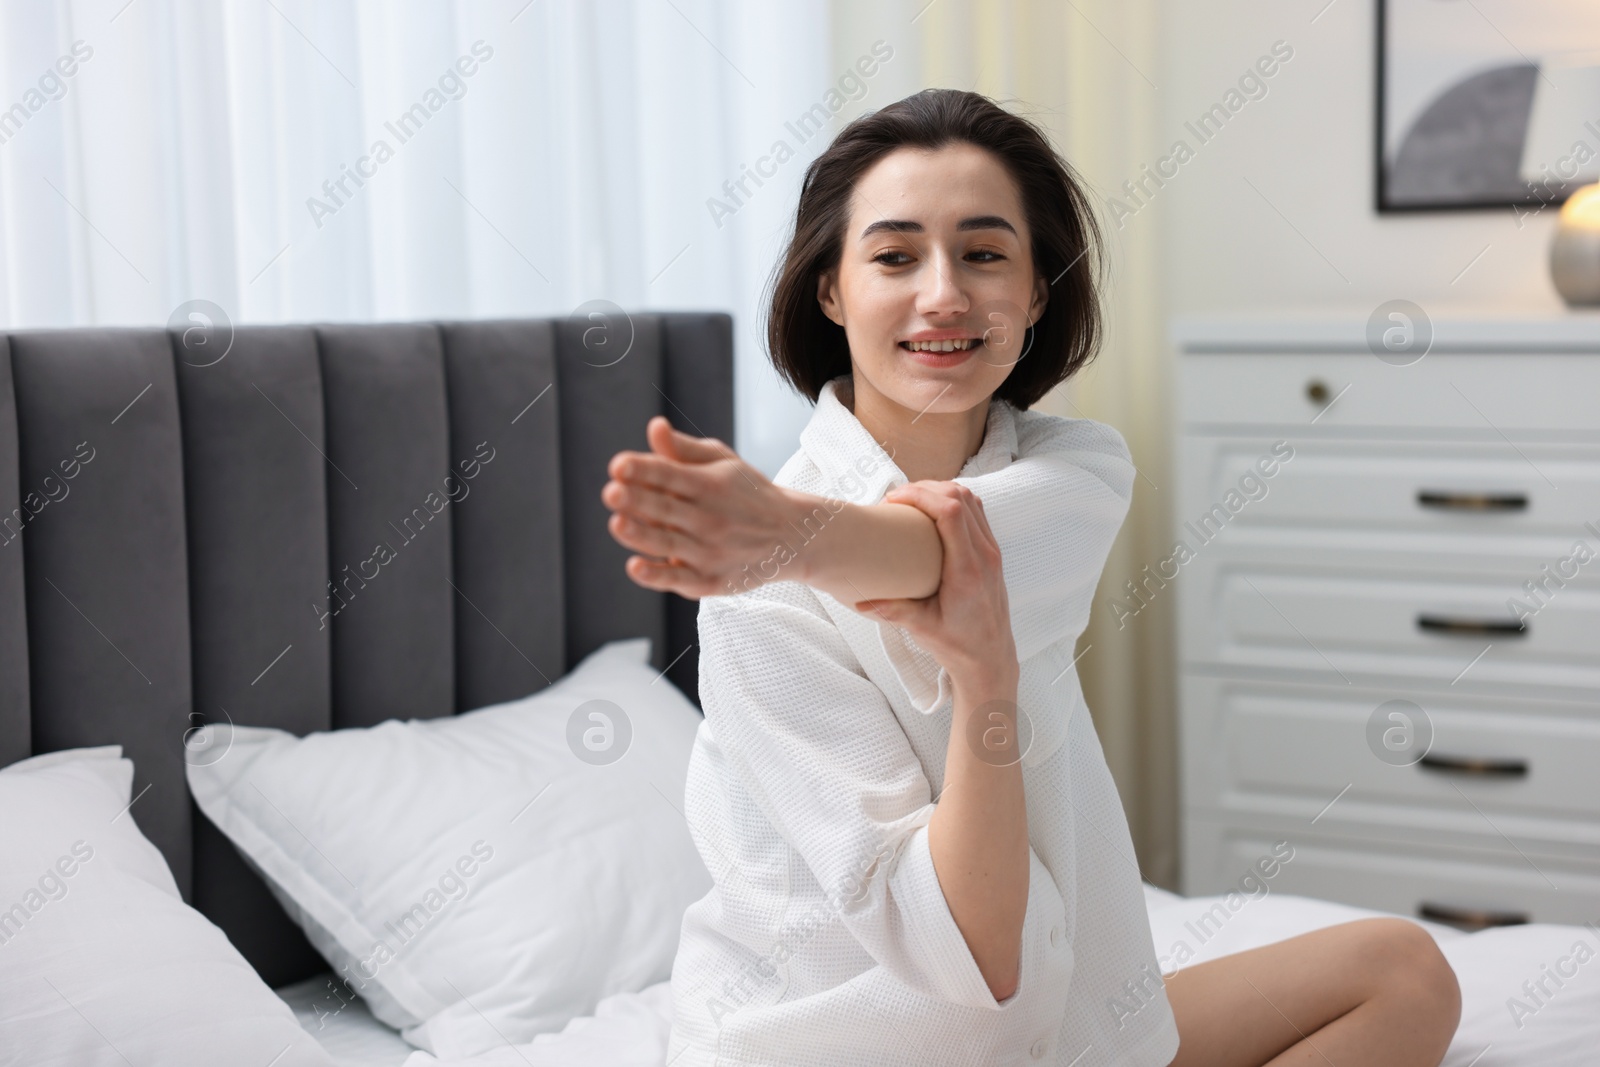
[1376,0,1600,213]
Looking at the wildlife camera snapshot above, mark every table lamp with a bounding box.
[1520,61,1600,305]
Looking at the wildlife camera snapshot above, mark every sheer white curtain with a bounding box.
[4,0,1180,883]
[0,0,831,474]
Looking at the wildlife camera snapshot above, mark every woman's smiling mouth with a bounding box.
[899,336,983,366]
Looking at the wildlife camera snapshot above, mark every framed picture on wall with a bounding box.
[1377,0,1600,212]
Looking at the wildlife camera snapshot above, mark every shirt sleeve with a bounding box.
[697,586,1067,1012]
[874,414,1136,712]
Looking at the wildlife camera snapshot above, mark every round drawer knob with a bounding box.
[1306,379,1330,404]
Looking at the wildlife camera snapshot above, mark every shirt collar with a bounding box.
[798,375,1019,504]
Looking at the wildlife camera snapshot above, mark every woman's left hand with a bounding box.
[856,480,1019,690]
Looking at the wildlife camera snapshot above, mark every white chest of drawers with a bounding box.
[1171,313,1600,930]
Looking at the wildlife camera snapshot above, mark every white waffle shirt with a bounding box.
[666,375,1180,1067]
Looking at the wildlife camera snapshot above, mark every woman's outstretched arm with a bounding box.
[601,416,946,606]
[602,415,1133,671]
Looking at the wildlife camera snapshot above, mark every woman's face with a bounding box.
[817,141,1048,419]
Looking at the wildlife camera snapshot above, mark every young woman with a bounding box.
[602,89,1460,1067]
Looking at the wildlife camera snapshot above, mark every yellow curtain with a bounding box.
[829,0,1177,887]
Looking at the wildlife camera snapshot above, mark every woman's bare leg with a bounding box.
[1164,917,1461,1067]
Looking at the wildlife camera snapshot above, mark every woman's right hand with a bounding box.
[603,415,820,599]
[852,480,1019,694]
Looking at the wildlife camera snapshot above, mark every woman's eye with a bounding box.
[872,249,1004,266]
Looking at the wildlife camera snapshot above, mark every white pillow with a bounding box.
[187,637,712,1059]
[0,746,336,1067]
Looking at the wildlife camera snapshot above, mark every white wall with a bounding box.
[1157,0,1567,318]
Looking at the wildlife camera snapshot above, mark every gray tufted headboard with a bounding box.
[0,313,733,987]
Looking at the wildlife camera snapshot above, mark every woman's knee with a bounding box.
[1362,918,1462,1027]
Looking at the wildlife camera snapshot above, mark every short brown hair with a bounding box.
[764,88,1104,410]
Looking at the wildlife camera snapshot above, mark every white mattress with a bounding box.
[278,887,1600,1066]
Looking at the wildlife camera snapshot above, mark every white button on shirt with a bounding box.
[666,376,1180,1067]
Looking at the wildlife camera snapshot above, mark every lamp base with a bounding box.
[1552,226,1600,306]
[1552,183,1600,307]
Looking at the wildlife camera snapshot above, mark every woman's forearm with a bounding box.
[781,487,943,604]
[930,667,1028,1002]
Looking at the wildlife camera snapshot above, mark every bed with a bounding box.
[1,314,1594,1066]
[0,314,730,988]
[270,881,1600,1067]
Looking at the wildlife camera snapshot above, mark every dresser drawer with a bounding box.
[1179,436,1600,537]
[1183,562,1600,693]
[1173,323,1600,920]
[1184,821,1600,928]
[1180,675,1600,849]
[1176,351,1600,433]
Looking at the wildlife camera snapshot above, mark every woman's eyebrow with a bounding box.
[859,215,1017,239]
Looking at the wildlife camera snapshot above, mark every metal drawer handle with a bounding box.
[1416,614,1528,638]
[1418,901,1530,930]
[1418,753,1528,778]
[1417,490,1528,512]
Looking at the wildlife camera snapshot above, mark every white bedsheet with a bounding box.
[279,887,1600,1067]
[276,973,674,1067]
[276,974,421,1066]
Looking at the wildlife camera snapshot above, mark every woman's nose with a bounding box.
[915,251,970,317]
